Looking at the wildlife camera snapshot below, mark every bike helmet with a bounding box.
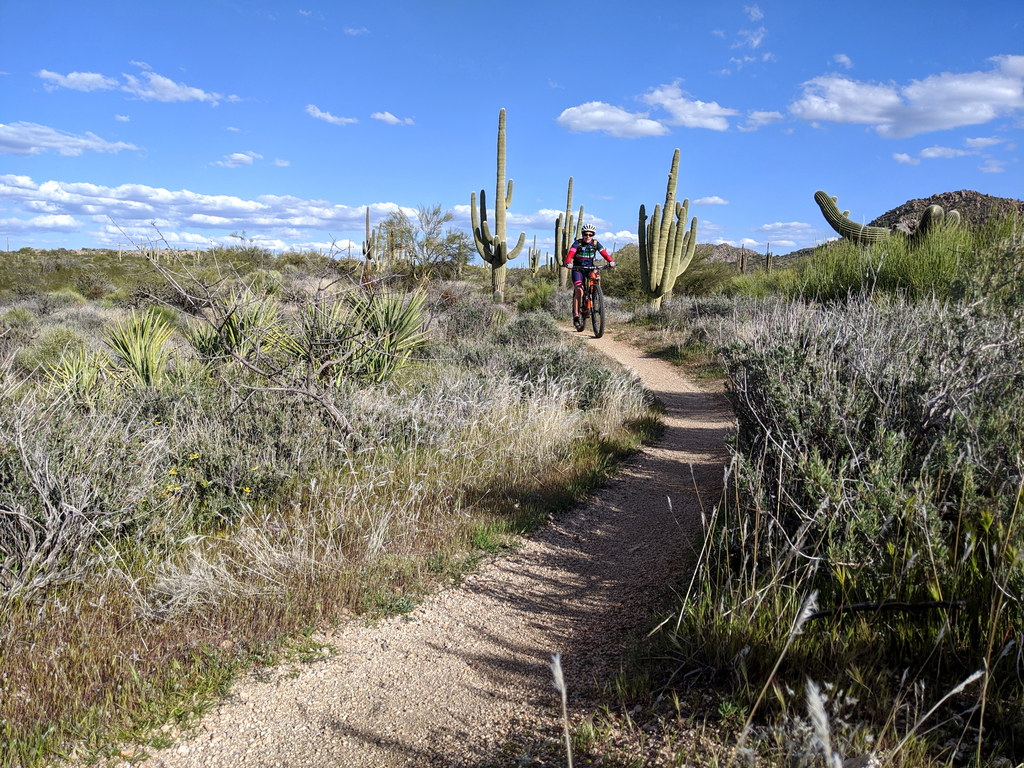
[581,223,596,235]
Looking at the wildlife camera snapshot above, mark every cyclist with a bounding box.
[564,224,615,326]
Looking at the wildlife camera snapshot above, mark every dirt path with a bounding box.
[122,328,734,768]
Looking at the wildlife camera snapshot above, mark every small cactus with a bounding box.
[471,108,526,303]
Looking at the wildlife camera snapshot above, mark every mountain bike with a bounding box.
[572,264,608,339]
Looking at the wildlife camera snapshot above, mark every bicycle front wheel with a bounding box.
[590,284,605,338]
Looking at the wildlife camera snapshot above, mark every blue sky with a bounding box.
[1,1,1022,259]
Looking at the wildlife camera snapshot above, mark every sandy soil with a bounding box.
[115,326,734,768]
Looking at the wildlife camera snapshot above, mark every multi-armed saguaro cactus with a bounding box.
[814,190,961,245]
[471,108,526,303]
[638,148,699,310]
[554,177,584,290]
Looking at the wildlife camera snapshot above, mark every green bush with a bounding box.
[13,326,86,376]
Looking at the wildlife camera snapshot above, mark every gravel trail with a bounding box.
[120,327,733,768]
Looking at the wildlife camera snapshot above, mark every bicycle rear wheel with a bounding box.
[590,284,605,338]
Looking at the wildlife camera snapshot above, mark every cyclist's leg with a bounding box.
[571,267,584,317]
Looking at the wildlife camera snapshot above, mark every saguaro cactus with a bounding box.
[528,235,541,276]
[814,191,890,244]
[554,177,584,290]
[361,207,377,265]
[471,108,526,303]
[637,148,699,310]
[815,190,962,245]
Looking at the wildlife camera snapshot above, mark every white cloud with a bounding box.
[274,158,290,167]
[736,26,766,49]
[745,5,764,22]
[694,196,729,205]
[39,66,237,105]
[371,111,414,125]
[980,159,1006,173]
[894,153,920,165]
[115,114,130,122]
[122,71,223,104]
[556,101,668,138]
[790,55,1024,138]
[965,136,1003,148]
[0,214,79,232]
[833,54,853,70]
[739,109,783,131]
[344,27,369,35]
[642,82,739,131]
[919,145,970,159]
[214,151,263,168]
[756,221,813,234]
[0,122,138,156]
[38,69,118,92]
[306,104,358,126]
[0,174,415,250]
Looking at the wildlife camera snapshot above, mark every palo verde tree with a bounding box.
[379,204,472,284]
[471,108,526,303]
[637,148,699,310]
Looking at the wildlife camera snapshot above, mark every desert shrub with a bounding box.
[13,326,86,376]
[672,294,1024,759]
[1,307,37,352]
[37,288,87,315]
[516,279,557,312]
[435,292,513,342]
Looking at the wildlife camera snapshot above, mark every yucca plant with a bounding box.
[187,291,283,363]
[345,289,428,383]
[45,347,108,408]
[104,310,174,387]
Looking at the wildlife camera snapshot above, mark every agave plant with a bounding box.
[104,310,174,387]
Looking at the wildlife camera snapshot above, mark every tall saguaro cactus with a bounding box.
[637,148,699,310]
[361,207,376,265]
[471,108,526,303]
[554,177,584,289]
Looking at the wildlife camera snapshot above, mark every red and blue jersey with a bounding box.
[565,237,609,268]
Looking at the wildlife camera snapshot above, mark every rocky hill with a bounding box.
[868,189,1024,233]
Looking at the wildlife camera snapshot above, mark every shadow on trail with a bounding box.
[405,357,734,766]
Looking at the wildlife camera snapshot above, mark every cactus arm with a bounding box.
[814,190,890,244]
[637,204,651,290]
[677,217,699,276]
[507,231,526,260]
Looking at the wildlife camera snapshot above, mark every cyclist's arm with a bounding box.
[597,244,616,267]
[564,244,578,266]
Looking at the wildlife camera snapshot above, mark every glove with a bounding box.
[607,261,617,269]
